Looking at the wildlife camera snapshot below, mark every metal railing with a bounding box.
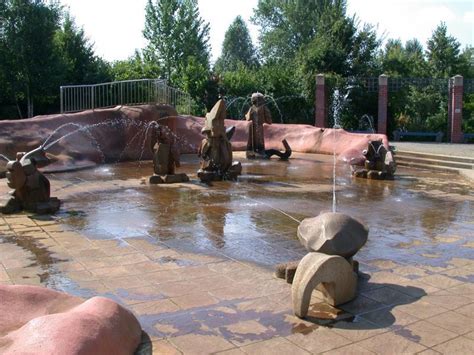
[60,78,191,114]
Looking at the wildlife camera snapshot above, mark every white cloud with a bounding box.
[347,0,472,48]
[464,11,474,23]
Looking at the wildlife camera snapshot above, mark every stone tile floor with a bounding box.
[1,215,473,354]
[0,154,473,354]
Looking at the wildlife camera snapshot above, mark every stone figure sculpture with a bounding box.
[352,139,396,180]
[197,99,242,182]
[1,147,60,214]
[149,125,189,184]
[275,212,368,318]
[245,93,272,158]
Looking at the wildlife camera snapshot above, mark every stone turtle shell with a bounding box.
[297,212,368,257]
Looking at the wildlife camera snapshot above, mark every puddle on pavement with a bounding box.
[47,155,473,269]
[1,154,473,271]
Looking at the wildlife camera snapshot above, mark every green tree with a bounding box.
[405,39,427,76]
[252,0,347,61]
[143,0,211,113]
[54,13,111,85]
[380,39,411,77]
[0,0,61,118]
[426,22,462,77]
[214,16,258,73]
[295,8,380,128]
[144,0,210,82]
[110,51,160,81]
[144,0,178,80]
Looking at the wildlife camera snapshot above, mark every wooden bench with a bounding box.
[393,131,444,142]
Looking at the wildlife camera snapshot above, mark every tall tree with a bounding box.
[143,0,210,82]
[111,50,160,81]
[426,22,461,77]
[0,0,61,117]
[143,0,211,113]
[54,13,110,85]
[143,0,178,80]
[296,6,379,90]
[252,0,347,61]
[214,16,258,73]
[404,39,427,76]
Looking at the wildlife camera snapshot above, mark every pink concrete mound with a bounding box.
[0,104,389,173]
[0,285,142,355]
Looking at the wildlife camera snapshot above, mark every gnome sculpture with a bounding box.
[351,139,396,180]
[197,100,242,182]
[149,125,189,184]
[1,147,60,214]
[245,93,272,158]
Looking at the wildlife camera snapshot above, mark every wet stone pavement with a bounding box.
[0,152,473,354]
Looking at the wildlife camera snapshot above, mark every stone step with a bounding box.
[395,150,474,164]
[396,160,463,174]
[395,154,474,170]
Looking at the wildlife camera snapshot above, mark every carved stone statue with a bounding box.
[245,93,272,158]
[197,100,241,182]
[279,212,368,319]
[1,147,60,214]
[351,139,396,180]
[149,125,189,184]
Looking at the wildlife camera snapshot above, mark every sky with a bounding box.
[59,0,473,63]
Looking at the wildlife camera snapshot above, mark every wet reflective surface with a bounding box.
[1,152,473,353]
[48,152,473,269]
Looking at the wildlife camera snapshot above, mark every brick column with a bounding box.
[377,74,388,135]
[450,75,463,143]
[447,78,453,139]
[315,74,327,127]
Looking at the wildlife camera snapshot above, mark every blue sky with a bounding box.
[60,0,473,62]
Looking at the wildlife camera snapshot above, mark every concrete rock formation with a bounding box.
[351,139,396,179]
[275,260,300,283]
[292,252,357,318]
[0,285,142,355]
[197,100,242,182]
[0,105,389,175]
[245,93,272,158]
[149,124,189,184]
[297,212,368,258]
[292,212,368,318]
[1,147,60,214]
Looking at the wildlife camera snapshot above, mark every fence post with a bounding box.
[450,75,464,143]
[91,86,95,110]
[377,74,388,135]
[60,86,64,113]
[315,74,326,127]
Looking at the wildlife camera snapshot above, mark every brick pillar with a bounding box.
[377,74,388,135]
[447,78,453,139]
[450,75,463,143]
[315,74,327,127]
